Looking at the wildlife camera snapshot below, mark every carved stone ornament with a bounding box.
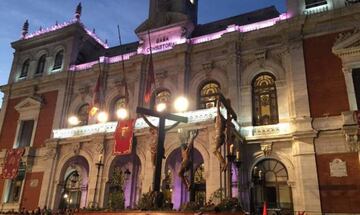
[333,28,360,57]
[95,142,104,154]
[72,142,81,155]
[334,28,359,46]
[202,61,214,77]
[43,147,57,161]
[345,133,359,152]
[329,158,348,177]
[261,142,273,157]
[78,86,90,101]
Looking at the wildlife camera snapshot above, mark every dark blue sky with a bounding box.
[0,0,286,103]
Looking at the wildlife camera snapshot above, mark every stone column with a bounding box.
[206,126,222,201]
[342,67,358,111]
[226,44,241,114]
[292,122,322,215]
[0,86,10,135]
[285,40,311,118]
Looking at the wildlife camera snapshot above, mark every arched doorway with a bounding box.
[251,159,293,214]
[165,148,205,209]
[105,154,141,209]
[58,156,89,209]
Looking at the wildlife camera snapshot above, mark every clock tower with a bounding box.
[136,0,198,34]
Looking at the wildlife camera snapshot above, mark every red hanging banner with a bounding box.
[113,119,135,155]
[1,148,25,179]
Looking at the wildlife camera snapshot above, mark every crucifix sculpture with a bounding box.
[136,107,188,206]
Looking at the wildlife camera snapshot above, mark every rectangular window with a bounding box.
[16,120,34,148]
[305,0,327,9]
[5,163,25,203]
[353,69,360,109]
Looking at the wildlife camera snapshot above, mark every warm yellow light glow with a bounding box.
[89,106,99,117]
[116,108,128,120]
[174,96,189,112]
[63,193,68,199]
[97,111,109,123]
[156,103,167,112]
[68,116,80,126]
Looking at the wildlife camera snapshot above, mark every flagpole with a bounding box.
[117,25,129,103]
[143,30,155,104]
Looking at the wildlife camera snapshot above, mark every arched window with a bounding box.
[151,89,172,110]
[19,59,30,78]
[53,50,64,70]
[35,55,46,75]
[78,104,89,126]
[199,81,220,109]
[111,97,127,120]
[252,73,278,126]
[251,159,293,213]
[59,170,82,209]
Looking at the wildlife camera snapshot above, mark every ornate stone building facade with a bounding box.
[0,0,359,214]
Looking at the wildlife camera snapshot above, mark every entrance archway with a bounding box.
[165,148,205,209]
[251,159,293,214]
[58,156,89,209]
[105,154,141,209]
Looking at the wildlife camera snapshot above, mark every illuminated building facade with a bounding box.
[0,0,360,214]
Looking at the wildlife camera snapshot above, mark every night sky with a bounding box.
[0,0,286,104]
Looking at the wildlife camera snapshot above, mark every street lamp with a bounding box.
[174,96,189,112]
[116,107,129,120]
[227,144,242,207]
[68,116,80,126]
[156,102,167,112]
[97,111,109,123]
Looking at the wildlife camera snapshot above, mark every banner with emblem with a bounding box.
[114,119,135,155]
[1,148,25,179]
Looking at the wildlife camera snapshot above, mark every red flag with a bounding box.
[144,54,155,104]
[1,148,25,179]
[90,74,101,116]
[262,201,267,215]
[114,119,136,155]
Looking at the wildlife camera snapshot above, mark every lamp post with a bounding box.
[227,146,242,207]
[136,96,189,207]
[91,156,104,208]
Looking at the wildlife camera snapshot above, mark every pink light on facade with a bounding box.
[108,52,137,64]
[191,30,226,45]
[69,52,137,71]
[191,13,290,45]
[238,13,289,33]
[69,61,98,71]
[23,19,108,48]
[24,20,77,39]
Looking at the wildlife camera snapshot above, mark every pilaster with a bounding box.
[292,132,322,215]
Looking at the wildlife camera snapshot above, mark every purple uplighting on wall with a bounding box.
[165,148,204,209]
[66,12,290,72]
[23,19,108,48]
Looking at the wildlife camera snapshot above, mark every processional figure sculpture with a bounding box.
[178,129,199,190]
[213,101,227,172]
[137,107,188,207]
